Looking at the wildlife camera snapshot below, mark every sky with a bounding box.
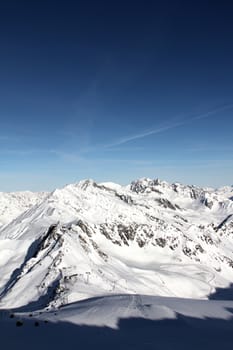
[0,0,233,191]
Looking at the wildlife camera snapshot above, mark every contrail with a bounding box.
[105,121,184,148]
[191,103,233,121]
[106,103,233,148]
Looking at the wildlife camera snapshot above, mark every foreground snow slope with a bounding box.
[32,294,233,328]
[0,178,233,309]
[1,294,233,350]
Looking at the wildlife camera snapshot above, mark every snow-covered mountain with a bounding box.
[0,178,233,310]
[0,190,48,227]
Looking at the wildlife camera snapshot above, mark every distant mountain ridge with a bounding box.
[0,178,233,310]
[0,190,48,227]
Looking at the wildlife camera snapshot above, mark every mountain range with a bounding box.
[0,178,233,311]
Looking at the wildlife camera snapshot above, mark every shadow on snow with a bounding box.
[209,283,233,300]
[1,312,233,350]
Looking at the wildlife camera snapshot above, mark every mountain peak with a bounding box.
[76,179,97,190]
[130,177,164,193]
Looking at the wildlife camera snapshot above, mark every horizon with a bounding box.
[1,176,233,193]
[0,1,233,191]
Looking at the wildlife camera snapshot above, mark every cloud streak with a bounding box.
[105,103,233,148]
[192,103,233,121]
[105,122,184,148]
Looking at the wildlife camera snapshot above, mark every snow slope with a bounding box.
[1,294,233,350]
[31,294,233,329]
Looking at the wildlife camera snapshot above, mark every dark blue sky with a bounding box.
[0,0,233,190]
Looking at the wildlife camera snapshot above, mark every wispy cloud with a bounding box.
[44,103,233,162]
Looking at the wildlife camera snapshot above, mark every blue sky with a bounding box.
[0,1,233,191]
